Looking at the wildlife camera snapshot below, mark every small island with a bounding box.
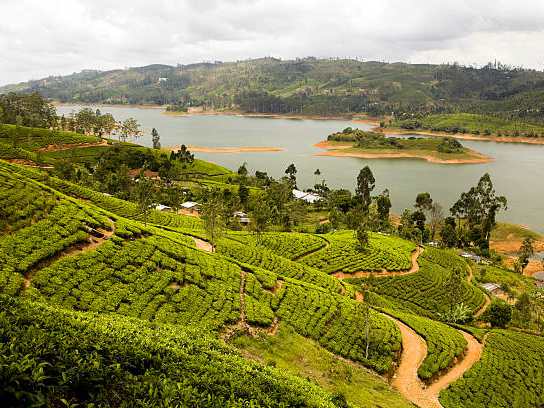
[315,127,492,164]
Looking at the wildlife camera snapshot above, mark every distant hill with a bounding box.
[2,57,544,120]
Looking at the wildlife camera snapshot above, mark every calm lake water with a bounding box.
[57,105,544,233]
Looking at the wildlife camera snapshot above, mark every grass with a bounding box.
[474,264,536,296]
[491,222,543,242]
[232,324,412,408]
[392,113,544,137]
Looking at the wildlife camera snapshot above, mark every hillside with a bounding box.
[3,58,544,120]
[0,127,543,407]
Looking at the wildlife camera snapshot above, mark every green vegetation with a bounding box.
[392,113,544,138]
[216,236,346,294]
[385,310,467,381]
[227,231,327,260]
[5,59,544,124]
[301,231,415,274]
[233,324,412,408]
[324,127,485,162]
[491,222,543,243]
[0,296,338,408]
[440,330,544,408]
[358,249,485,319]
[0,123,98,150]
[1,111,543,406]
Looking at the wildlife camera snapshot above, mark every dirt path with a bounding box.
[37,139,108,152]
[293,235,330,261]
[333,246,424,279]
[388,316,483,408]
[388,317,435,408]
[22,219,115,291]
[192,237,213,252]
[425,331,483,406]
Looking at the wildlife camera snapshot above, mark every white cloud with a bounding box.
[1,0,543,85]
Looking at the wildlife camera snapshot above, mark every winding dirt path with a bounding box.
[333,245,424,279]
[389,318,434,407]
[192,237,213,252]
[22,219,115,291]
[388,316,482,408]
[425,331,483,405]
[37,139,108,152]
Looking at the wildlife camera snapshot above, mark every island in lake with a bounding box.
[315,127,492,164]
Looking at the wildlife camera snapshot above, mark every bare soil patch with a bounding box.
[37,139,108,152]
[168,144,283,153]
[192,237,213,252]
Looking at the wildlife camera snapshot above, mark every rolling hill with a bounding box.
[3,57,544,120]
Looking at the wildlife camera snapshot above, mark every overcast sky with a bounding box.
[1,0,544,85]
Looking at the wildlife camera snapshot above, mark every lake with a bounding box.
[57,104,544,233]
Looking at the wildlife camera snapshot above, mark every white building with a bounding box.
[292,189,322,204]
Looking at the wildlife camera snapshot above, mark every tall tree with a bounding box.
[450,173,507,252]
[151,128,161,149]
[428,202,444,241]
[201,189,225,252]
[355,166,375,212]
[134,171,154,226]
[518,237,535,274]
[415,192,433,212]
[118,118,142,142]
[376,189,392,227]
[285,163,297,188]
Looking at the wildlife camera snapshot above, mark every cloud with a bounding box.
[1,0,543,85]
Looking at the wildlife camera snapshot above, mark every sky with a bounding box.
[1,0,544,85]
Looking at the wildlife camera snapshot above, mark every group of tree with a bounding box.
[0,92,56,128]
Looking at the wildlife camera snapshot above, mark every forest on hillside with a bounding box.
[3,58,544,121]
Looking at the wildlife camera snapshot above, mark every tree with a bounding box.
[201,189,225,251]
[415,192,433,212]
[151,128,161,149]
[285,163,297,188]
[515,293,532,326]
[411,210,427,243]
[251,196,272,240]
[355,166,375,212]
[443,267,465,314]
[170,144,194,168]
[450,173,507,252]
[355,223,369,251]
[441,216,458,247]
[238,182,249,209]
[428,202,444,241]
[134,171,154,226]
[487,301,512,328]
[238,162,248,177]
[376,189,392,228]
[118,118,142,142]
[518,237,535,274]
[313,168,321,186]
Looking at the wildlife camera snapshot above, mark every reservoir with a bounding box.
[57,105,544,233]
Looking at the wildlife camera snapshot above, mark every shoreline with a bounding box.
[377,127,544,146]
[313,140,493,164]
[168,144,284,153]
[162,110,358,121]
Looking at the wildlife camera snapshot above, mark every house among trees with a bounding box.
[128,168,160,180]
[292,189,322,204]
[480,282,502,296]
[154,204,172,212]
[233,211,250,225]
[180,201,200,216]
